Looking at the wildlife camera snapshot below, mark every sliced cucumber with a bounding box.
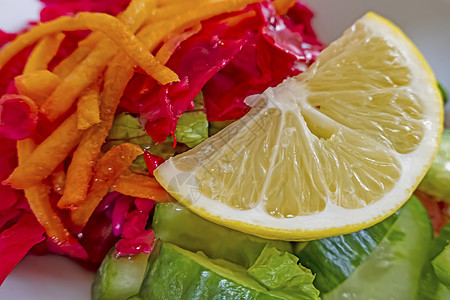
[152,202,293,268]
[295,208,399,294]
[324,197,433,300]
[91,248,149,300]
[133,241,316,300]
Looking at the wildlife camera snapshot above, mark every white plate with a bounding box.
[0,0,449,299]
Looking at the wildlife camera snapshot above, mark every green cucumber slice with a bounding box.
[324,197,433,300]
[418,128,450,202]
[92,248,149,300]
[295,208,399,294]
[152,202,293,268]
[133,242,317,300]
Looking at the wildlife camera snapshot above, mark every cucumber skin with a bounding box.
[91,249,149,300]
[296,209,399,294]
[134,242,284,300]
[324,197,433,300]
[152,202,293,268]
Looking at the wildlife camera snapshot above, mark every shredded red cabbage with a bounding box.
[203,1,323,121]
[0,213,45,285]
[143,151,165,176]
[115,198,155,257]
[0,95,39,140]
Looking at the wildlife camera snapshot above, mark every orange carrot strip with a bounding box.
[4,113,82,189]
[137,0,262,51]
[222,10,257,26]
[17,139,84,256]
[118,0,157,33]
[70,13,178,83]
[41,38,116,121]
[53,0,156,78]
[58,52,135,209]
[0,13,177,90]
[112,170,173,202]
[273,0,296,15]
[77,80,101,130]
[23,32,65,74]
[70,143,143,227]
[51,164,66,196]
[14,70,61,106]
[155,23,202,65]
[52,33,101,78]
[41,20,174,120]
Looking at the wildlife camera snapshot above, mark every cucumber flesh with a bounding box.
[152,202,293,268]
[324,197,433,300]
[295,208,399,294]
[91,248,149,300]
[134,241,286,300]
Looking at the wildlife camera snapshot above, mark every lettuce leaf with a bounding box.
[174,111,208,147]
[106,111,208,172]
[418,128,450,202]
[417,223,450,299]
[432,244,450,289]
[248,244,320,300]
[105,113,174,172]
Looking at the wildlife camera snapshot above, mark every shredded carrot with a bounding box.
[14,70,61,106]
[23,33,65,74]
[77,79,101,130]
[17,139,86,259]
[4,113,82,189]
[70,143,143,227]
[112,170,173,202]
[222,10,257,26]
[53,0,156,78]
[0,13,177,93]
[41,38,117,121]
[137,0,262,52]
[52,33,101,78]
[51,164,66,196]
[58,52,136,209]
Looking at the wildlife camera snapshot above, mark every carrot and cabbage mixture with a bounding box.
[0,0,325,285]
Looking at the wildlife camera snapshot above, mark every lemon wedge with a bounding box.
[154,12,443,241]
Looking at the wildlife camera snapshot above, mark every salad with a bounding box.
[0,0,449,299]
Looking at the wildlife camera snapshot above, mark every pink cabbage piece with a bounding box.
[115,198,156,257]
[143,151,165,177]
[0,213,45,285]
[0,95,39,140]
[111,194,134,236]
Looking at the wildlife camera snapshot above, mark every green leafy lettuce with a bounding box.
[432,244,450,289]
[174,111,208,147]
[418,128,450,202]
[105,110,208,172]
[248,244,320,300]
